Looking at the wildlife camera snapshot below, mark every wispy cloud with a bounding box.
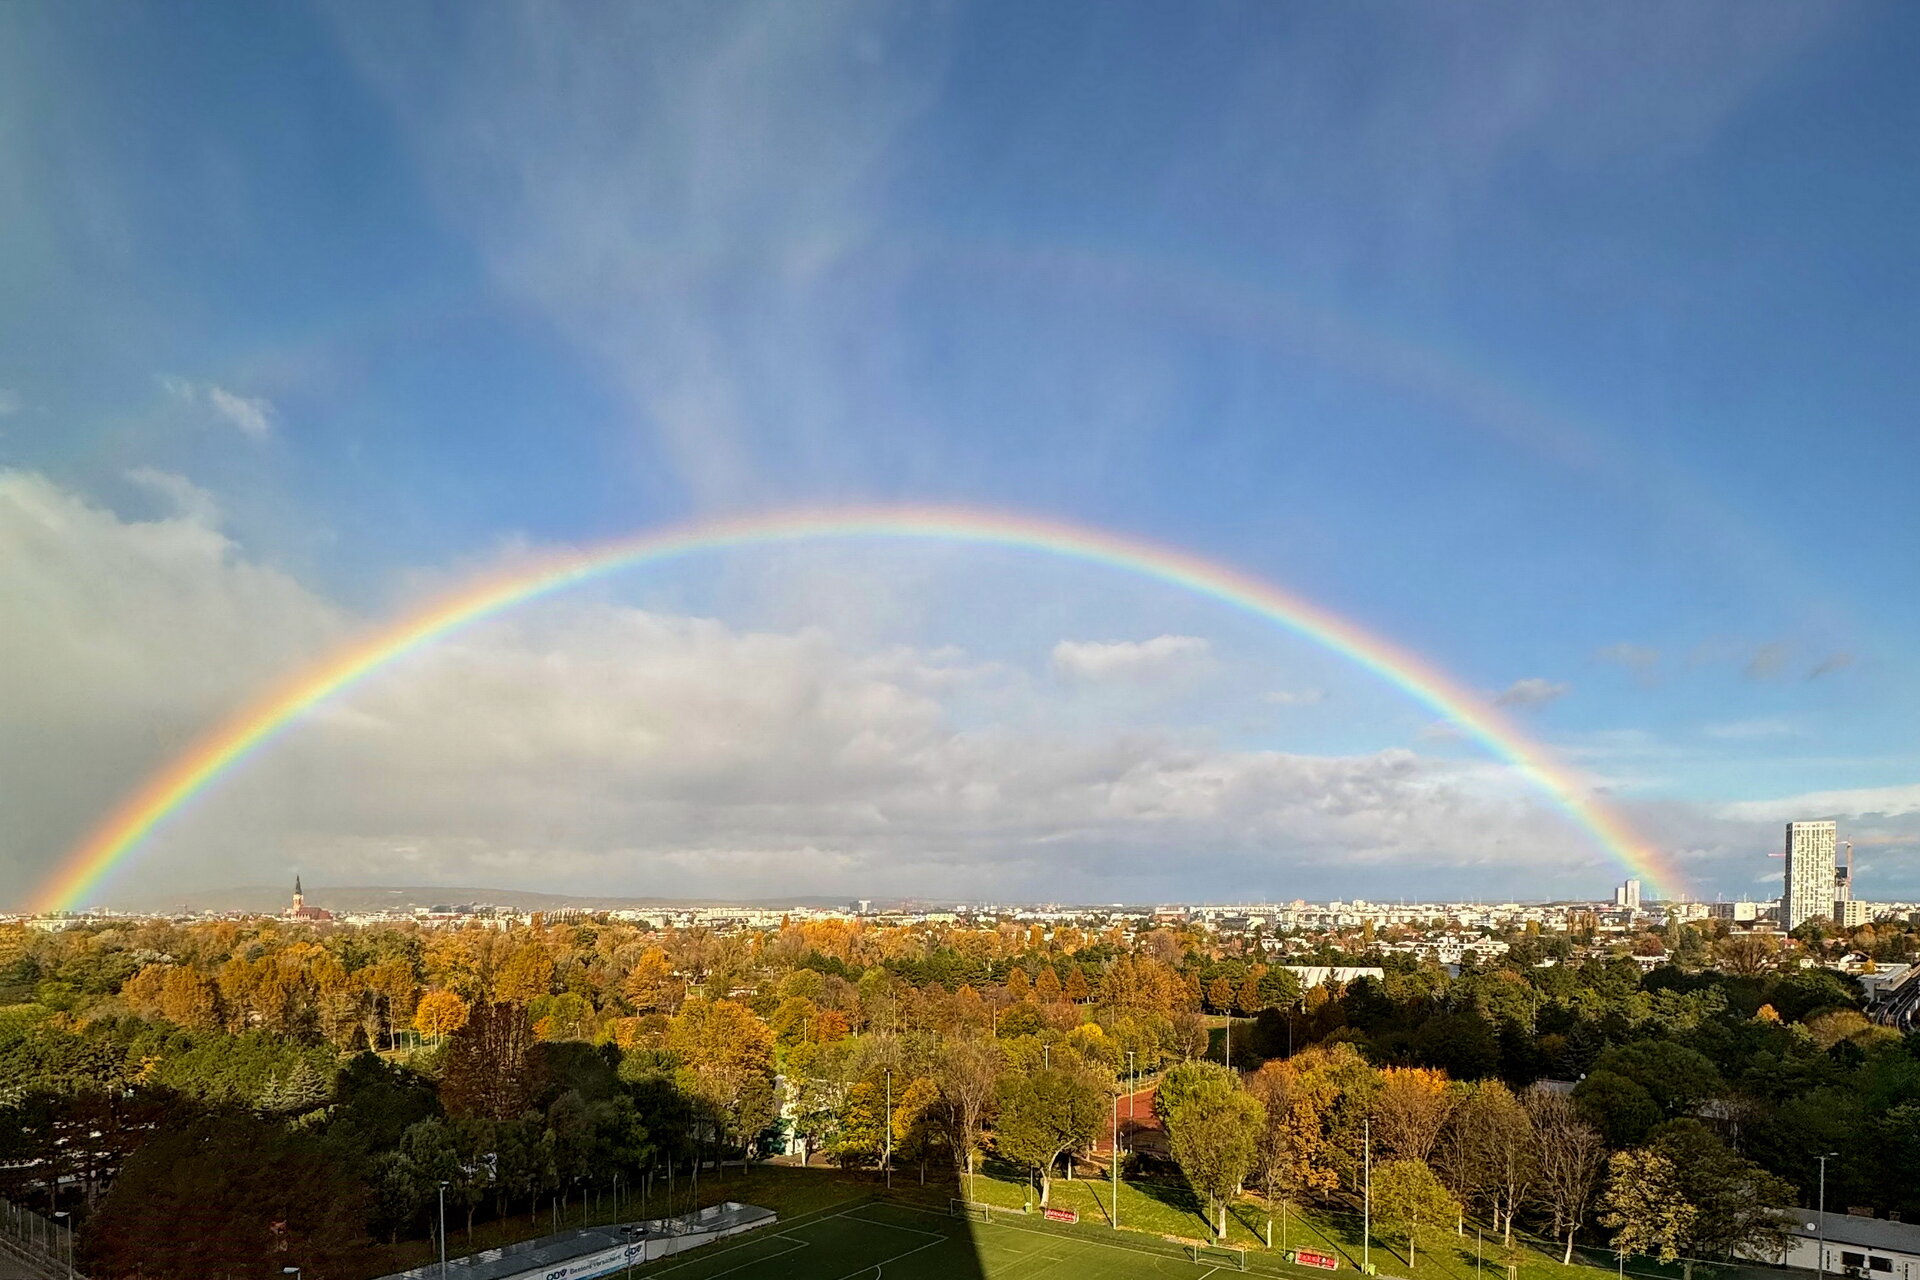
[1720,783,1920,822]
[1807,652,1854,680]
[1597,642,1659,674]
[1702,717,1793,741]
[1265,688,1328,706]
[0,389,19,417]
[161,376,274,439]
[1744,641,1789,680]
[1051,635,1210,683]
[1492,677,1568,710]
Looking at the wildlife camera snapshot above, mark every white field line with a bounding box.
[833,1210,947,1240]
[892,1200,1229,1269]
[685,1236,812,1280]
[641,1227,811,1278]
[827,1233,946,1280]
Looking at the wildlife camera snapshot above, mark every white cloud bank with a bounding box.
[1051,635,1211,683]
[6,470,1907,906]
[0,470,1655,905]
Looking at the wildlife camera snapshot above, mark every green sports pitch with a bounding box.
[634,1199,1259,1279]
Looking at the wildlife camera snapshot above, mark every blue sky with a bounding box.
[3,3,1917,906]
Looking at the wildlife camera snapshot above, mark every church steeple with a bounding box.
[292,875,304,912]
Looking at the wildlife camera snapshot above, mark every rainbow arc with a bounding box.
[28,506,1678,912]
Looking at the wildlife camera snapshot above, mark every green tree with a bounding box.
[1153,1059,1238,1123]
[1258,966,1303,1010]
[1572,1069,1662,1147]
[1371,1159,1463,1268]
[1166,1087,1266,1239]
[993,1068,1105,1206]
[85,1112,371,1280]
[1648,1121,1795,1262]
[1590,1041,1724,1117]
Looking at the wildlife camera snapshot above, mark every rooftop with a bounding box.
[1786,1210,1920,1255]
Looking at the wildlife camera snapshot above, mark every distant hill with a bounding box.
[114,884,868,914]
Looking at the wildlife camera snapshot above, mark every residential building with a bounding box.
[1782,820,1839,931]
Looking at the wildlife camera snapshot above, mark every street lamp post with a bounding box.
[283,1267,302,1280]
[1111,1088,1120,1231]
[1816,1152,1838,1280]
[1363,1116,1372,1274]
[53,1210,71,1280]
[884,1068,893,1191]
[438,1180,450,1278]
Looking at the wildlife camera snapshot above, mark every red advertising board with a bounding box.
[1290,1249,1340,1270]
[1043,1207,1078,1224]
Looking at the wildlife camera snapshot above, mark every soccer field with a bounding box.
[634,1199,1258,1279]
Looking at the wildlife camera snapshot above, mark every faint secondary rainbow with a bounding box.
[29,506,1678,911]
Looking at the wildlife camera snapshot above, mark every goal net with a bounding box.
[1188,1242,1247,1270]
[949,1199,993,1223]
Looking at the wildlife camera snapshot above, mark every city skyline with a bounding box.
[4,5,1918,908]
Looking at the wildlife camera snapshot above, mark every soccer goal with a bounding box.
[949,1199,993,1223]
[1188,1242,1248,1270]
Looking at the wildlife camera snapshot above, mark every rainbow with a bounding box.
[28,506,1678,911]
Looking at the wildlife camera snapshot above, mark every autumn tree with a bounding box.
[936,1036,1002,1194]
[666,998,778,1166]
[1599,1149,1695,1263]
[1439,1081,1535,1244]
[891,1075,945,1181]
[441,1000,539,1123]
[1527,1089,1607,1263]
[1372,1067,1455,1164]
[1034,967,1063,1004]
[623,947,678,1013]
[413,989,470,1044]
[492,942,556,1004]
[363,957,418,1050]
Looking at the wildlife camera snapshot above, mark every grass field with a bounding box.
[630,1197,1263,1279]
[625,1188,1634,1280]
[397,1164,1629,1280]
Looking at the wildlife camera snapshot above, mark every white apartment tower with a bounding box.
[1614,879,1642,911]
[1781,820,1838,931]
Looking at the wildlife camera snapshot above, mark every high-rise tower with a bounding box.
[1781,820,1837,931]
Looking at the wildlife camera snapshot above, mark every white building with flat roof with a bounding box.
[1743,1210,1920,1280]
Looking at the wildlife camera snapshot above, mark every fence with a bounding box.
[0,1195,81,1278]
